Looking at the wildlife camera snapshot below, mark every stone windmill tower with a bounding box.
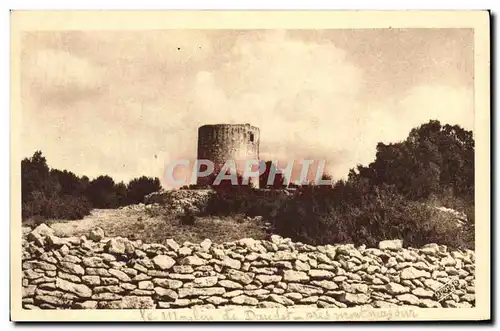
[196,123,260,187]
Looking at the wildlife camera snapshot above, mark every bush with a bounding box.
[203,185,288,219]
[180,207,196,226]
[22,194,92,221]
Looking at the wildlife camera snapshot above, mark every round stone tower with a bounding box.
[196,123,260,187]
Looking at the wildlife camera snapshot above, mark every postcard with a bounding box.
[10,10,490,322]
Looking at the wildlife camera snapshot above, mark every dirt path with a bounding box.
[46,209,130,238]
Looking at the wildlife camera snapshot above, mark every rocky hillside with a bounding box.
[22,224,475,310]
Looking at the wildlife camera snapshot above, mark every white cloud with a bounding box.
[23,49,104,100]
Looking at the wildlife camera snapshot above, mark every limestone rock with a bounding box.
[104,238,134,255]
[385,282,410,295]
[379,240,403,251]
[287,283,323,296]
[400,267,431,280]
[440,256,456,267]
[82,275,101,286]
[419,299,441,308]
[255,274,282,284]
[206,296,228,305]
[35,294,71,307]
[173,265,194,274]
[152,255,176,270]
[178,246,193,257]
[168,273,195,281]
[231,295,258,306]
[268,294,294,306]
[88,228,105,242]
[46,235,67,247]
[138,281,154,290]
[22,285,37,297]
[200,239,212,251]
[154,287,178,300]
[285,292,303,301]
[218,280,244,289]
[194,276,218,287]
[420,244,439,255]
[396,293,420,305]
[55,278,92,298]
[165,239,180,252]
[178,287,226,298]
[58,272,82,283]
[282,270,309,282]
[338,293,370,305]
[108,269,132,282]
[181,255,206,266]
[121,296,155,309]
[30,224,55,238]
[424,279,444,291]
[308,269,335,279]
[342,283,369,294]
[82,256,105,268]
[221,256,241,270]
[153,278,183,289]
[73,301,98,309]
[274,251,296,261]
[258,301,285,308]
[412,287,434,298]
[227,270,254,285]
[59,262,85,275]
[310,280,339,290]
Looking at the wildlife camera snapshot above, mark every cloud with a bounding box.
[22,49,105,106]
[398,85,474,131]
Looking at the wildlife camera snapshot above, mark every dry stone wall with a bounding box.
[22,224,475,310]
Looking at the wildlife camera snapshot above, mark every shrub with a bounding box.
[22,194,92,222]
[180,207,196,226]
[203,185,288,219]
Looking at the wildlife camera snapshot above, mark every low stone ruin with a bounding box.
[144,189,214,214]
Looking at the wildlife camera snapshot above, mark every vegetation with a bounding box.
[21,151,162,221]
[203,185,288,219]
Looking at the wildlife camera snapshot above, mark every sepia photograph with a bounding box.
[10,10,491,322]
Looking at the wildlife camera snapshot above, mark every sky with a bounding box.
[20,29,474,188]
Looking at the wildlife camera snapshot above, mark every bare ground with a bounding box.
[22,207,270,245]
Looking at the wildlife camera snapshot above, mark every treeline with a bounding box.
[204,120,475,249]
[21,151,162,220]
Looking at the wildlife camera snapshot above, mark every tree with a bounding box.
[50,169,86,197]
[21,151,92,220]
[351,120,473,202]
[126,176,162,204]
[22,151,57,200]
[85,175,117,208]
[114,182,128,206]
